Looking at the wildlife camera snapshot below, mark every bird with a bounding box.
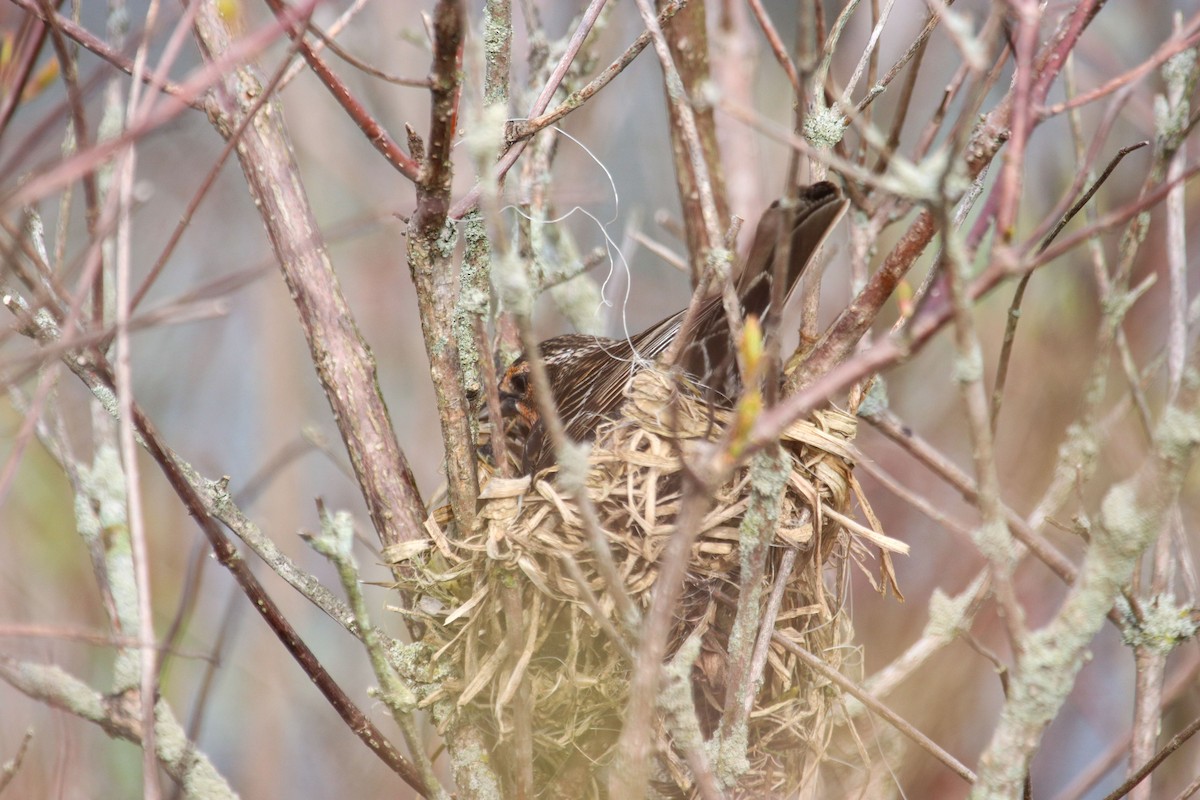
[497,181,849,474]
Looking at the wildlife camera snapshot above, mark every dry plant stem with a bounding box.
[7,0,195,106]
[297,19,429,88]
[993,0,1039,242]
[131,37,305,314]
[1015,173,1193,577]
[7,309,361,649]
[1040,17,1200,118]
[856,3,942,113]
[133,403,428,793]
[0,728,32,792]
[0,657,234,799]
[971,372,1200,799]
[860,572,990,703]
[992,139,1147,431]
[36,0,102,249]
[115,22,161,795]
[858,457,974,541]
[863,408,1140,631]
[409,0,479,530]
[771,630,976,784]
[1129,47,1198,798]
[610,479,713,798]
[840,0,898,106]
[526,0,609,119]
[632,0,724,273]
[191,0,427,553]
[745,158,1194,491]
[652,0,728,279]
[744,0,799,97]
[498,584,534,799]
[261,0,419,180]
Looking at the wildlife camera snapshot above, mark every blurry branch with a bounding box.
[746,148,1200,470]
[1040,16,1200,117]
[1103,713,1200,800]
[1129,41,1200,800]
[0,657,235,799]
[787,0,1103,393]
[715,450,793,775]
[936,207,1025,649]
[0,728,32,793]
[991,139,1148,432]
[298,19,430,88]
[1,284,429,794]
[1055,651,1200,800]
[306,506,449,800]
[2,0,315,210]
[972,359,1200,798]
[130,34,307,315]
[261,0,420,180]
[772,628,976,785]
[0,5,50,138]
[6,0,197,110]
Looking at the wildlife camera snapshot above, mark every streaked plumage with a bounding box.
[499,182,848,474]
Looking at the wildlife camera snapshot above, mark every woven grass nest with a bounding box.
[405,369,903,798]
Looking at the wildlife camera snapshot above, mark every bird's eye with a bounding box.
[508,369,529,395]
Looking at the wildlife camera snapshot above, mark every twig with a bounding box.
[260,0,419,180]
[0,657,236,798]
[409,0,479,529]
[772,630,976,785]
[973,357,1200,797]
[191,0,429,553]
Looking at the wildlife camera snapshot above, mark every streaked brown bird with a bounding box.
[498,181,848,474]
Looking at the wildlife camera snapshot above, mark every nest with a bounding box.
[399,370,902,798]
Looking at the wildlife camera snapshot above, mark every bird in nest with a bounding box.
[494,181,849,475]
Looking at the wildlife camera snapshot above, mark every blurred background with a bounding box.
[1,0,1198,797]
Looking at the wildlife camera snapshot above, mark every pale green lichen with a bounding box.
[1119,594,1199,654]
[925,587,972,640]
[952,342,984,385]
[802,104,845,149]
[972,517,1016,567]
[1097,483,1154,560]
[77,446,140,691]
